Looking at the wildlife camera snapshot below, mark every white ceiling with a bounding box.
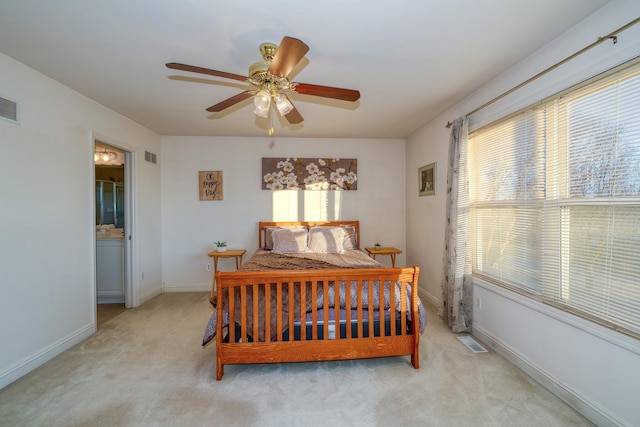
[0,0,610,139]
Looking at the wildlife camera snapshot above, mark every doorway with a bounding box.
[94,141,130,326]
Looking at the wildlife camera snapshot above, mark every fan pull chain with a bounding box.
[268,107,275,136]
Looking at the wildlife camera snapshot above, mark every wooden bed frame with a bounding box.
[213,221,421,380]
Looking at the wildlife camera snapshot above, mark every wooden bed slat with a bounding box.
[240,286,247,343]
[368,279,374,338]
[345,281,352,339]
[265,283,271,342]
[322,279,329,340]
[299,281,306,340]
[357,280,364,339]
[287,282,294,341]
[390,279,396,336]
[333,276,340,339]
[311,281,318,340]
[228,287,235,343]
[400,281,407,337]
[276,282,283,341]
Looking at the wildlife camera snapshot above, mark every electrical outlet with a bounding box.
[475,296,482,309]
[205,262,212,271]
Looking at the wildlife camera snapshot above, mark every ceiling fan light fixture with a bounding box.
[273,93,293,116]
[253,104,270,118]
[253,89,271,110]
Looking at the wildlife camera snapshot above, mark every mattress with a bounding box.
[225,307,411,342]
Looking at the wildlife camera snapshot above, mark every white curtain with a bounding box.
[440,117,472,333]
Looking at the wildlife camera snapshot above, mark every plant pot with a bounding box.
[217,247,227,252]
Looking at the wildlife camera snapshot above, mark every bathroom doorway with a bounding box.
[94,140,129,326]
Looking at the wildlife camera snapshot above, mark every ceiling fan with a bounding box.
[166,36,360,135]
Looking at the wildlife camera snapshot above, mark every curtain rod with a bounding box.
[446,16,640,128]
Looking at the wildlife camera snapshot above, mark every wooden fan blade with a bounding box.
[206,91,254,112]
[292,82,360,102]
[268,36,309,78]
[284,102,304,124]
[166,62,248,83]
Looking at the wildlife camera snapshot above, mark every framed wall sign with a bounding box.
[418,162,436,196]
[199,170,223,200]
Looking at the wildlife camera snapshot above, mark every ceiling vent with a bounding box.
[144,151,157,165]
[0,96,18,123]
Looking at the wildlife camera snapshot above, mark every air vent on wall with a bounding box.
[0,96,18,123]
[144,150,157,164]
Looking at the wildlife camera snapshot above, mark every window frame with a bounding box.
[468,58,640,339]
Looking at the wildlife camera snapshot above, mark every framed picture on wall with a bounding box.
[199,170,223,201]
[261,157,358,190]
[418,162,436,196]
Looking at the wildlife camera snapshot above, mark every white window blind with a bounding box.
[470,109,546,293]
[469,60,640,337]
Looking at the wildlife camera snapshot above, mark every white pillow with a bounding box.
[264,226,307,250]
[272,228,308,253]
[308,226,345,253]
[341,225,358,250]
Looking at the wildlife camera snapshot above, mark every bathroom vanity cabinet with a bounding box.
[96,237,125,303]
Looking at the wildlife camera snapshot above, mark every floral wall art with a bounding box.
[262,157,358,190]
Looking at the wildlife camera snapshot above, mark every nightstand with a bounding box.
[364,246,402,267]
[207,249,246,299]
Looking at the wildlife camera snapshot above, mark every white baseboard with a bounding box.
[162,283,210,293]
[0,324,94,390]
[472,325,623,427]
[419,287,439,311]
[138,285,162,305]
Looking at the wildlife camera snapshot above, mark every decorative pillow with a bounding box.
[341,225,358,250]
[308,226,345,253]
[264,226,307,250]
[272,228,309,254]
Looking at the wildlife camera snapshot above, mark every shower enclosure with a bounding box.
[95,180,125,227]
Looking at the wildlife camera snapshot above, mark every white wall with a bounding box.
[405,122,450,308]
[160,136,406,292]
[0,52,163,389]
[406,1,640,425]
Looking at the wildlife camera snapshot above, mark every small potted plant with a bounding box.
[214,240,227,252]
[374,243,381,250]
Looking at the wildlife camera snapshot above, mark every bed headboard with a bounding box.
[258,220,360,250]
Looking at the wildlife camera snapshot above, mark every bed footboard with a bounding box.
[214,267,420,380]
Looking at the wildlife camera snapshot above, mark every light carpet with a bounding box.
[0,293,592,426]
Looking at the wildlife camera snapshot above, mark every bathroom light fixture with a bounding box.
[94,148,118,163]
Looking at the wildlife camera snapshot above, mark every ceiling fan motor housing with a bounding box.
[248,42,277,76]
